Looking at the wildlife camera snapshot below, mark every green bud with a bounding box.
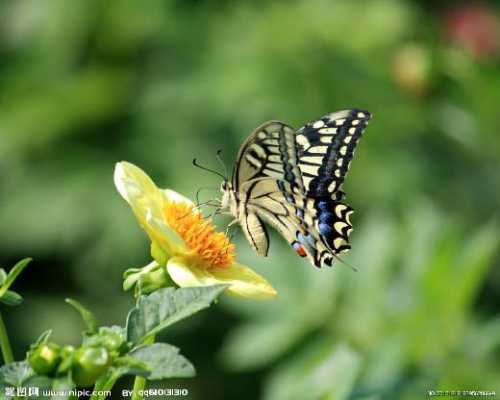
[84,327,126,353]
[56,345,76,375]
[100,331,125,353]
[28,343,61,375]
[137,265,172,295]
[123,260,173,296]
[72,346,111,387]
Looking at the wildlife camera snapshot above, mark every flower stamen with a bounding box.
[163,200,235,268]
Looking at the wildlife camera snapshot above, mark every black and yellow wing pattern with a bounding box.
[232,109,371,267]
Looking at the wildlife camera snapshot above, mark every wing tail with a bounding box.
[242,212,270,257]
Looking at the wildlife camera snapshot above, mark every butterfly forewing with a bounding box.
[296,109,371,198]
[233,121,304,193]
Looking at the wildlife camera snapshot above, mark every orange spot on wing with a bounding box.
[295,245,307,257]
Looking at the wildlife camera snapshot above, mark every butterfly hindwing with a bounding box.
[241,212,270,257]
[313,197,354,256]
[244,179,327,266]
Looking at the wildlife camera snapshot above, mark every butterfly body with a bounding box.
[220,109,371,268]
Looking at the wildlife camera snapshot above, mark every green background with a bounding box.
[1,0,499,399]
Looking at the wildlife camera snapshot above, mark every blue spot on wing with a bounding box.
[319,211,334,224]
[317,200,330,211]
[318,222,334,236]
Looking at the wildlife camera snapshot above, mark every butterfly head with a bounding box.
[220,179,231,206]
[220,179,238,214]
[220,179,229,193]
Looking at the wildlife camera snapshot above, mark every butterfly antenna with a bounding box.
[176,199,220,221]
[195,186,219,204]
[194,187,222,218]
[196,187,214,208]
[216,149,229,180]
[204,208,218,220]
[192,158,227,180]
[195,187,203,208]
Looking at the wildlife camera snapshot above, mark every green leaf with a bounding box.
[220,316,308,371]
[319,345,362,400]
[20,374,76,400]
[0,258,32,299]
[51,375,76,400]
[453,222,499,310]
[128,343,195,380]
[112,356,151,377]
[0,291,23,306]
[264,342,362,400]
[0,270,7,286]
[0,382,12,400]
[22,375,52,400]
[0,361,35,386]
[65,298,98,334]
[126,285,227,344]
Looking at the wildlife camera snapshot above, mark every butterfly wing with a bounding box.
[232,121,310,256]
[232,121,305,194]
[232,109,371,267]
[231,121,303,258]
[291,109,371,264]
[243,178,351,266]
[295,109,371,198]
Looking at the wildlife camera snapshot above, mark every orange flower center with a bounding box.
[163,200,235,269]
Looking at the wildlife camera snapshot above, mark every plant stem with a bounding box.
[91,372,119,400]
[0,311,14,364]
[131,376,146,400]
[131,334,155,400]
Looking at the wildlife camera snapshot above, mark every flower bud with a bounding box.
[72,346,111,387]
[28,343,61,375]
[123,260,174,297]
[137,265,172,295]
[56,345,76,374]
[89,327,125,353]
[393,43,433,97]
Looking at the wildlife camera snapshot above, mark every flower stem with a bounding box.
[131,335,155,400]
[91,372,119,400]
[131,376,146,400]
[0,311,14,364]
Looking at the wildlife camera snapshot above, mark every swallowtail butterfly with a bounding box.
[220,109,371,267]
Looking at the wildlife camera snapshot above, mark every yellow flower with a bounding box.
[114,161,276,300]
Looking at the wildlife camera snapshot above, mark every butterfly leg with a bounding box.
[223,218,239,239]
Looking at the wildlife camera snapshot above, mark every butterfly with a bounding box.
[219,109,371,267]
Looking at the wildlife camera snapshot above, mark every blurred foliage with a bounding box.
[0,0,499,399]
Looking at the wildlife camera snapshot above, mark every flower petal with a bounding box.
[162,189,195,207]
[167,257,277,300]
[114,162,182,255]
